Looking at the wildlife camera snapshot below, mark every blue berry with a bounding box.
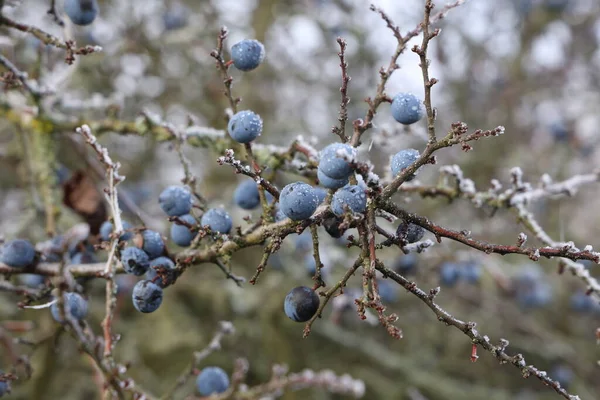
[569,292,594,313]
[132,280,163,313]
[294,230,313,253]
[64,0,99,26]
[196,367,230,396]
[317,168,348,189]
[279,182,319,221]
[391,93,424,125]
[391,149,420,180]
[51,292,88,322]
[393,254,418,275]
[1,239,35,268]
[544,0,569,12]
[284,286,320,322]
[439,262,461,286]
[227,110,263,144]
[331,185,367,216]
[461,262,482,284]
[396,222,424,244]
[230,39,265,71]
[140,230,165,259]
[516,281,553,309]
[550,365,574,389]
[71,251,97,264]
[19,274,45,288]
[100,220,133,242]
[378,279,399,303]
[233,179,260,209]
[0,370,8,396]
[162,3,188,31]
[146,257,177,288]
[159,186,192,216]
[201,208,233,234]
[323,215,345,238]
[318,143,356,180]
[120,247,150,276]
[549,121,568,142]
[314,187,327,204]
[170,214,197,247]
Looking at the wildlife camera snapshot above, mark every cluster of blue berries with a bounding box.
[439,261,482,287]
[64,0,99,26]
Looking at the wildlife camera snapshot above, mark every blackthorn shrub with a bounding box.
[2,1,600,399]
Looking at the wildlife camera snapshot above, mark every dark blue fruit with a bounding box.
[139,230,165,259]
[230,39,265,71]
[170,214,197,247]
[284,286,320,322]
[120,247,150,276]
[132,280,163,313]
[201,208,233,234]
[439,262,460,286]
[396,222,425,244]
[159,186,192,216]
[196,367,230,396]
[100,220,134,242]
[51,292,88,322]
[1,239,36,268]
[146,257,177,288]
[233,179,261,210]
[64,0,99,26]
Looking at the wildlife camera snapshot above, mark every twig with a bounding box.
[332,38,350,142]
[77,125,124,369]
[376,262,580,400]
[413,0,440,143]
[161,321,234,400]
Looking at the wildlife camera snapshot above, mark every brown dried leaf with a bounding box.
[63,170,107,235]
